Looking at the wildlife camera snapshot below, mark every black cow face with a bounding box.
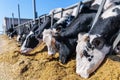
[25,34,39,48]
[20,31,40,53]
[17,34,27,45]
[59,42,70,64]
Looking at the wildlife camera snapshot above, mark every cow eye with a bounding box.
[92,37,104,49]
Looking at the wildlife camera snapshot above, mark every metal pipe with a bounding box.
[18,4,21,24]
[51,12,54,28]
[16,0,93,28]
[12,13,14,28]
[33,0,37,20]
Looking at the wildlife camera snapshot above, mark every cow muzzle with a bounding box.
[20,48,32,54]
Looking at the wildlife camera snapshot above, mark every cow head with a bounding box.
[42,29,57,55]
[76,33,111,78]
[20,31,41,53]
[52,13,74,34]
[17,34,26,44]
[76,33,110,59]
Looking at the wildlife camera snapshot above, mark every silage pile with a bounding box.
[0,35,120,80]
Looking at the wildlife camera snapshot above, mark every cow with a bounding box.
[43,0,100,64]
[76,1,120,78]
[16,14,47,45]
[51,7,77,33]
[20,16,58,54]
[20,7,76,54]
[16,23,32,45]
[6,26,18,39]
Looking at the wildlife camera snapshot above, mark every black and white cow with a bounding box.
[20,16,58,53]
[16,23,32,45]
[20,7,75,54]
[51,7,77,33]
[6,26,18,39]
[76,1,120,78]
[43,0,100,64]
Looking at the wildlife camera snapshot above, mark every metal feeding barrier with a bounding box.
[15,0,93,33]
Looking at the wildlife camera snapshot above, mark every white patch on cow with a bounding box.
[17,35,21,42]
[56,13,71,24]
[89,34,101,44]
[92,0,102,7]
[101,5,120,19]
[20,31,34,53]
[52,28,58,33]
[42,29,56,55]
[76,34,110,78]
[91,0,119,10]
[49,8,63,15]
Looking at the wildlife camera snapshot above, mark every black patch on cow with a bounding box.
[83,50,90,58]
[112,8,120,13]
[87,41,92,49]
[114,2,120,5]
[55,38,77,64]
[88,58,92,62]
[25,34,39,49]
[91,55,94,58]
[89,14,120,45]
[58,42,70,64]
[57,12,96,38]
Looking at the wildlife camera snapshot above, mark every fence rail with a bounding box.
[15,0,92,33]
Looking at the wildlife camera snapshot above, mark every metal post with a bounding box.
[12,13,14,28]
[18,4,21,25]
[44,14,46,22]
[75,1,82,18]
[8,18,11,29]
[33,0,37,20]
[51,12,54,28]
[17,4,21,35]
[61,8,64,18]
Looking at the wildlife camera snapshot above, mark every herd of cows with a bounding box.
[6,0,120,78]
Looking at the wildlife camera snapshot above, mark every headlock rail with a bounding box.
[15,0,93,31]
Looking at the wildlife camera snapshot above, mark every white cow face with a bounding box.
[42,29,57,55]
[76,33,110,78]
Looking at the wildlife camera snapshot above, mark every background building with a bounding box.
[2,17,32,34]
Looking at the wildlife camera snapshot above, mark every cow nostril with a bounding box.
[83,50,90,58]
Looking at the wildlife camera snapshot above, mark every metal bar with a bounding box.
[75,1,82,18]
[90,0,106,32]
[18,4,21,24]
[33,0,37,20]
[12,13,14,28]
[113,31,120,49]
[44,15,46,22]
[51,12,54,27]
[61,8,64,18]
[16,0,92,28]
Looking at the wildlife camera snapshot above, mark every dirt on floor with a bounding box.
[0,35,120,80]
